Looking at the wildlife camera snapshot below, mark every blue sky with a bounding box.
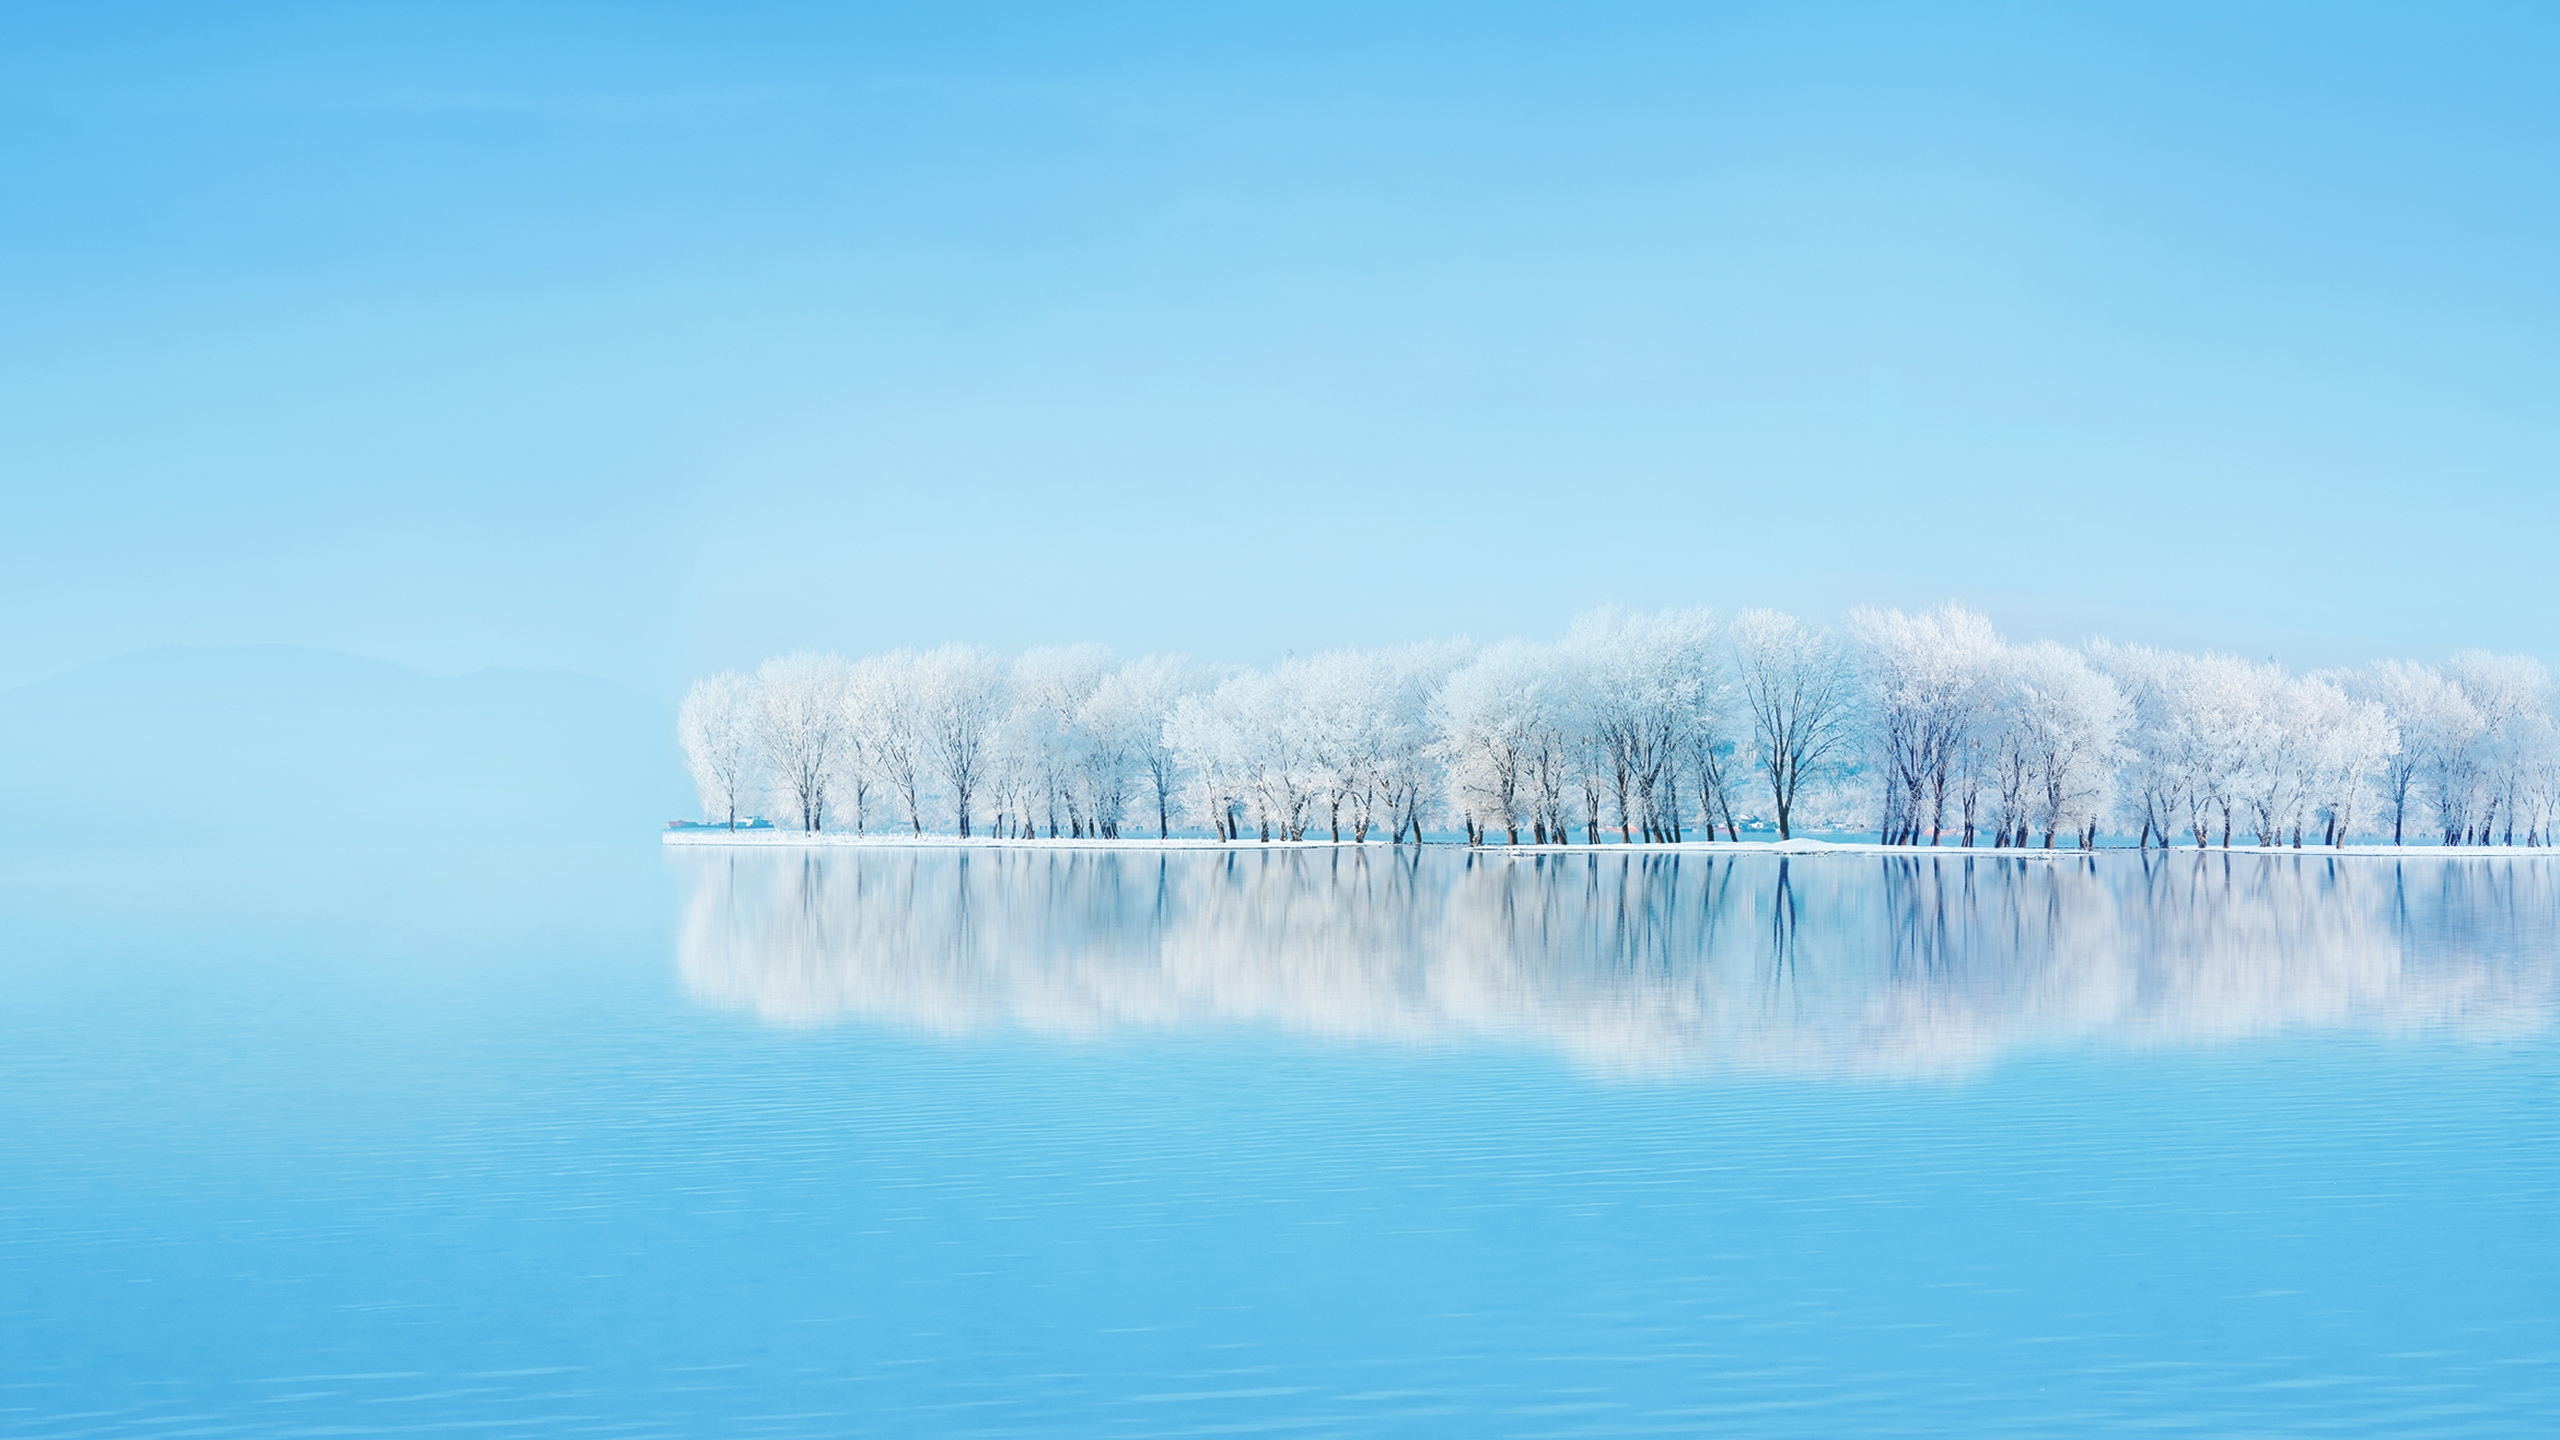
[5,2,2555,694]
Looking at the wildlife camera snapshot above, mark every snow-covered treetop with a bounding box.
[674,608,2558,850]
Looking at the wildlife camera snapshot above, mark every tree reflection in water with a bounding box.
[675,847,2558,1078]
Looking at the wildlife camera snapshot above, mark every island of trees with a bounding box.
[676,605,2560,851]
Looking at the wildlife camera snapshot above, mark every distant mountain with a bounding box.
[11,645,430,696]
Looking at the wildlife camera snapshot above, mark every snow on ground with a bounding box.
[663,831,2560,859]
[665,831,1389,850]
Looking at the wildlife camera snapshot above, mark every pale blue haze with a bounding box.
[5,3,2558,689]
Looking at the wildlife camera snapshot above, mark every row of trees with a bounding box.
[679,606,2560,849]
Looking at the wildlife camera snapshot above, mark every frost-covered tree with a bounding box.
[2522,727,2560,847]
[914,644,1008,839]
[1373,643,1468,844]
[1985,678,2037,848]
[2420,687,2488,845]
[1182,665,1327,842]
[2160,652,2265,848]
[678,670,762,829]
[1164,685,1247,841]
[832,653,906,836]
[1011,645,1117,838]
[2299,681,2397,847]
[753,652,854,834]
[1854,604,2004,846]
[1248,662,1328,841]
[847,650,929,836]
[2236,673,2327,848]
[2244,672,2312,846]
[981,709,1034,839]
[1569,606,1724,843]
[1992,642,2129,849]
[2084,643,2175,848]
[1277,644,1465,844]
[1071,684,1138,840]
[1294,650,1386,843]
[1731,609,1860,841]
[1521,713,1580,844]
[1432,641,1567,846]
[1085,654,1207,840]
[2445,651,2554,845]
[689,612,2546,849]
[1164,667,1326,843]
[1686,723,1744,843]
[2342,660,2465,845]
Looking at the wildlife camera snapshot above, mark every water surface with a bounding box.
[4,843,2555,1436]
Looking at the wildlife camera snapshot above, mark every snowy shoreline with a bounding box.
[662,831,2560,859]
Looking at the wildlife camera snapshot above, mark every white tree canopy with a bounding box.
[1730,609,1861,841]
[680,613,2556,850]
[678,671,761,829]
[752,652,852,835]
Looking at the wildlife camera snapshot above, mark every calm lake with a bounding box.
[5,842,2555,1437]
